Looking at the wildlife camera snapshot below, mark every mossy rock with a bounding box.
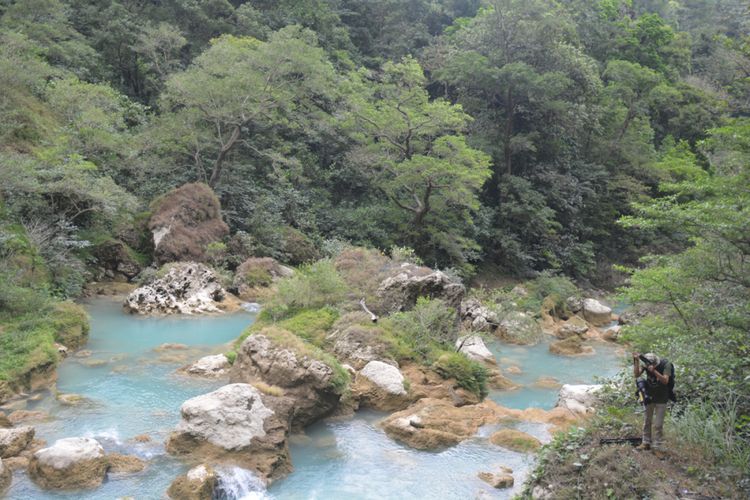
[50,302,90,350]
[490,429,542,453]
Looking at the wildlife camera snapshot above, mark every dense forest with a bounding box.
[0,0,748,497]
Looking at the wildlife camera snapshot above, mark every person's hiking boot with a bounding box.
[653,449,668,460]
[635,443,651,451]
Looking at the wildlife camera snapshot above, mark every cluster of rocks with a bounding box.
[0,417,144,493]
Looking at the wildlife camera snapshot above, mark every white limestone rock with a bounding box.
[186,354,230,377]
[359,361,407,396]
[456,335,495,364]
[124,262,226,315]
[556,384,603,414]
[28,437,108,490]
[0,425,34,458]
[582,299,612,327]
[173,384,273,451]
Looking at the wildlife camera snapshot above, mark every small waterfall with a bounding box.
[214,467,270,500]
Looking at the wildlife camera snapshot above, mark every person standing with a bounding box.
[633,352,674,459]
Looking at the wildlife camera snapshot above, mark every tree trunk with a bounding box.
[208,125,242,188]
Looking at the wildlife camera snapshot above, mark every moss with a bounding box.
[49,301,89,349]
[433,351,489,399]
[277,307,339,347]
[254,326,350,394]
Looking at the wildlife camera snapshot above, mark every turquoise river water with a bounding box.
[2,298,625,500]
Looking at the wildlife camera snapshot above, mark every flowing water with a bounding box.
[2,298,625,500]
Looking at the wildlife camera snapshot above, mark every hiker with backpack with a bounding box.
[632,352,675,458]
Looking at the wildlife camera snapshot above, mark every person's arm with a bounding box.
[633,353,641,378]
[646,364,670,384]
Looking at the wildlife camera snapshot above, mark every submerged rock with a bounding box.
[0,425,35,458]
[556,384,603,415]
[489,429,542,452]
[0,457,10,493]
[354,361,410,412]
[107,453,146,474]
[0,412,10,429]
[582,299,612,327]
[124,262,228,315]
[168,464,217,500]
[549,336,593,356]
[230,332,344,428]
[166,384,290,481]
[185,354,231,378]
[376,264,465,313]
[456,335,495,364]
[381,398,498,450]
[478,467,514,489]
[28,437,108,490]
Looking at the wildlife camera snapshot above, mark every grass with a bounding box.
[277,307,339,347]
[433,351,489,398]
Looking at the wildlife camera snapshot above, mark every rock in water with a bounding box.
[167,464,217,500]
[230,332,344,428]
[455,335,495,364]
[556,384,603,415]
[489,429,542,452]
[381,398,499,450]
[28,437,108,490]
[124,262,226,315]
[582,299,612,326]
[149,182,229,265]
[0,457,10,494]
[0,425,35,458]
[166,384,290,481]
[376,264,465,313]
[354,361,410,411]
[478,467,514,489]
[185,354,231,377]
[549,336,593,356]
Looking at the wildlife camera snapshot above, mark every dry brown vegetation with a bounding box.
[148,182,229,265]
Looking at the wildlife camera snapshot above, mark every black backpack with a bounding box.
[657,358,677,402]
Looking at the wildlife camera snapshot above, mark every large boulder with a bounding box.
[556,384,603,415]
[582,299,612,327]
[354,361,410,412]
[185,354,231,378]
[149,182,229,265]
[28,437,108,490]
[167,464,217,500]
[230,331,345,428]
[331,324,392,370]
[124,262,229,315]
[497,311,542,345]
[0,457,10,494]
[455,335,495,364]
[376,264,465,313]
[0,425,34,458]
[381,398,498,450]
[459,298,499,332]
[166,384,290,481]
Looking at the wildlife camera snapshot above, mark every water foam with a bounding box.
[215,466,270,500]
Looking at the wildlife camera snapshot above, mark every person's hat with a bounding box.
[643,353,660,365]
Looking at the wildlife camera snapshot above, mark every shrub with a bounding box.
[385,297,458,362]
[389,245,423,265]
[225,350,237,365]
[281,226,320,265]
[433,351,488,398]
[271,259,347,318]
[49,301,89,349]
[519,270,579,316]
